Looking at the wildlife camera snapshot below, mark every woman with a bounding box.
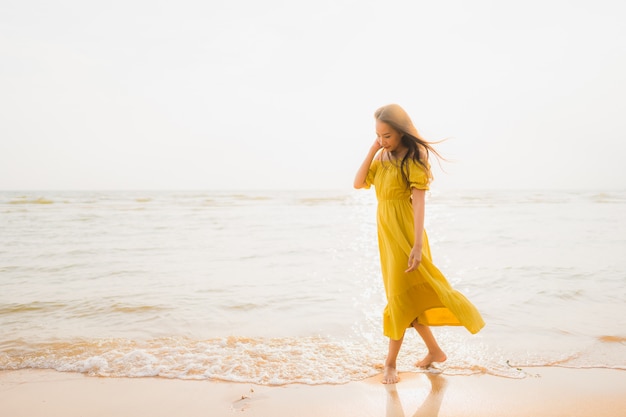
[354,104,484,384]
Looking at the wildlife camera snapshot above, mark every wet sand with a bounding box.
[1,367,625,416]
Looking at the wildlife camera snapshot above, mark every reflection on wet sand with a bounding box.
[385,373,448,417]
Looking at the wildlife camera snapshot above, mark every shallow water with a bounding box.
[1,189,624,384]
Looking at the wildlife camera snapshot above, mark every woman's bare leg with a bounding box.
[383,336,404,384]
[412,321,447,368]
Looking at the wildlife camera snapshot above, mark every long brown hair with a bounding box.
[374,104,444,188]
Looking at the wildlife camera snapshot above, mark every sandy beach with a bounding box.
[1,367,624,417]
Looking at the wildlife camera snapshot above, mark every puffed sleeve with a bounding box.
[363,159,380,189]
[409,159,431,190]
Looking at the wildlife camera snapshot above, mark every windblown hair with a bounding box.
[374,104,444,189]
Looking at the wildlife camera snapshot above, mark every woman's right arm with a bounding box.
[353,140,382,189]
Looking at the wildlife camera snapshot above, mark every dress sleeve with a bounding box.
[363,159,379,189]
[409,160,431,190]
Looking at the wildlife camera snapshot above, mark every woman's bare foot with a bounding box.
[382,366,399,384]
[415,350,447,368]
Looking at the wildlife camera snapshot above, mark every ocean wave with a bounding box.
[296,196,351,206]
[589,192,626,204]
[0,302,67,314]
[0,337,379,384]
[0,301,169,317]
[598,335,626,344]
[8,197,54,205]
[2,335,619,385]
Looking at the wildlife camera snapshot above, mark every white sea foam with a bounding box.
[0,335,546,384]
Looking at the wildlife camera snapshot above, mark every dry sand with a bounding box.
[1,367,625,417]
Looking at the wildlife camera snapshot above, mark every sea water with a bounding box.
[0,189,624,384]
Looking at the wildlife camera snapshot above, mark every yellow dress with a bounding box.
[365,157,485,340]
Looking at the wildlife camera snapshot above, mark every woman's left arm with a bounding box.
[406,188,426,272]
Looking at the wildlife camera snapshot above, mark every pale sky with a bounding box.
[1,0,625,191]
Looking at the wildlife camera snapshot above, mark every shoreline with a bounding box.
[1,367,625,416]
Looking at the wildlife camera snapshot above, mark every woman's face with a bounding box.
[376,120,405,153]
